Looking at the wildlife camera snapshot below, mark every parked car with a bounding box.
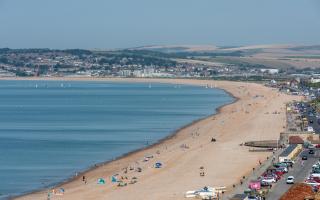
[261,176,276,183]
[286,176,295,184]
[307,126,314,132]
[305,180,320,186]
[277,167,288,173]
[309,144,316,149]
[260,180,272,187]
[247,196,259,200]
[313,168,320,174]
[283,159,295,164]
[274,170,285,177]
[311,176,320,183]
[311,173,320,178]
[274,162,288,168]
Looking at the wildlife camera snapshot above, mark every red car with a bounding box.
[275,170,285,177]
[261,173,280,181]
[311,176,320,183]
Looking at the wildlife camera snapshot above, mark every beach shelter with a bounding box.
[155,162,162,168]
[97,178,106,185]
[111,176,118,183]
[59,188,65,193]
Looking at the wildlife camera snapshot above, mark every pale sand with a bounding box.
[10,78,300,200]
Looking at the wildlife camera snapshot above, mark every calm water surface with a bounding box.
[0,80,233,198]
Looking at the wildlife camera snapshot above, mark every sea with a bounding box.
[0,80,233,199]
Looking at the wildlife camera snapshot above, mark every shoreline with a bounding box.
[7,77,299,200]
[4,78,237,199]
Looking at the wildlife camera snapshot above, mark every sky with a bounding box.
[0,0,320,49]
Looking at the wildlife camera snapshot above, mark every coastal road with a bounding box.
[267,149,319,200]
[304,105,320,134]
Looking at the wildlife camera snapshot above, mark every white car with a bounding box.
[283,159,295,164]
[311,173,320,178]
[307,126,314,132]
[286,176,294,184]
[278,167,288,173]
[305,180,320,186]
[261,177,276,183]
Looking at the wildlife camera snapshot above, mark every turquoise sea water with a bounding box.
[0,80,233,199]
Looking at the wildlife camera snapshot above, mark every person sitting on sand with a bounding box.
[211,138,216,142]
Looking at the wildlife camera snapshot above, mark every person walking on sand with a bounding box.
[82,175,87,184]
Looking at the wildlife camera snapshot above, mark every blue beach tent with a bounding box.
[111,176,118,183]
[97,178,106,185]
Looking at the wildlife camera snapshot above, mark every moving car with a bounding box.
[286,176,294,184]
[309,149,315,154]
[302,155,308,160]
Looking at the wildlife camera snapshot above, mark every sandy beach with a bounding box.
[10,78,300,200]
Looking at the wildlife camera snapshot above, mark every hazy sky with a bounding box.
[0,0,320,49]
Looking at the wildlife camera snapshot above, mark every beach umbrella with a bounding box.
[155,162,162,168]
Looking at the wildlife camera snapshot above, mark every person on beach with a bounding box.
[82,176,87,184]
[47,191,51,200]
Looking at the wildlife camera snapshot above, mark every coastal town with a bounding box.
[1,47,320,81]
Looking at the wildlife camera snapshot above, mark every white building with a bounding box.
[260,68,279,74]
[310,77,320,83]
